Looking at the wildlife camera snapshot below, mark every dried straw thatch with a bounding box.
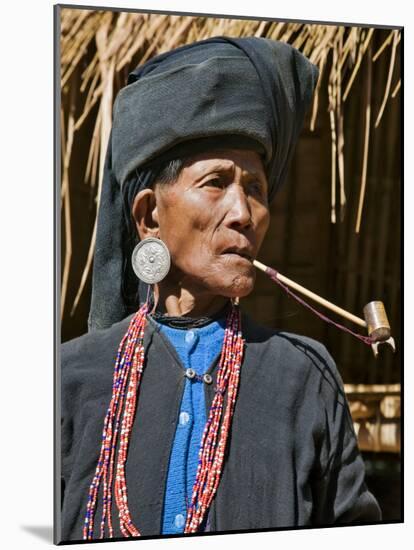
[59,8,401,330]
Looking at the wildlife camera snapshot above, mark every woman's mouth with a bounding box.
[221,247,254,262]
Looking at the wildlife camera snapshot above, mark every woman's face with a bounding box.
[153,148,270,298]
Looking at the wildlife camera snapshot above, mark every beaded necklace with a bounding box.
[83,299,244,539]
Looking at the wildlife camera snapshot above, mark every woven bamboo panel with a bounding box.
[345,384,400,453]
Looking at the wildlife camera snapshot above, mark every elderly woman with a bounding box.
[60,36,381,542]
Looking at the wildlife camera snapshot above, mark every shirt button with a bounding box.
[179,411,190,425]
[174,513,186,529]
[185,330,198,345]
[185,368,196,379]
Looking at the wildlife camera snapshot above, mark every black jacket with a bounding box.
[59,310,381,542]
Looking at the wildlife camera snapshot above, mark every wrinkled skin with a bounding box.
[132,149,270,317]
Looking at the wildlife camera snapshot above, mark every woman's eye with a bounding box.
[204,178,224,188]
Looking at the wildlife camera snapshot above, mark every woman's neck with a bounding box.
[152,283,229,318]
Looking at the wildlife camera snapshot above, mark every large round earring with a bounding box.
[131,237,171,284]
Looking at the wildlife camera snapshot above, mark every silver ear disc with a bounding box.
[131,237,171,284]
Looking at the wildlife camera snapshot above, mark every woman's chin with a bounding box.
[220,272,256,298]
[182,261,256,298]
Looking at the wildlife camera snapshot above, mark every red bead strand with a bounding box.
[185,306,243,533]
[104,308,146,537]
[83,307,147,540]
[83,301,244,540]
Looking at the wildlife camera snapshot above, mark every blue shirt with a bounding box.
[157,318,226,534]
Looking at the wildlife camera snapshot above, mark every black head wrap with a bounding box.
[88,36,319,331]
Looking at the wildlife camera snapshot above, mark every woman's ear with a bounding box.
[131,188,160,240]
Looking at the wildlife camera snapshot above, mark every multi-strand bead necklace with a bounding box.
[83,299,244,540]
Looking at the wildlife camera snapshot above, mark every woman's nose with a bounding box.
[223,184,252,230]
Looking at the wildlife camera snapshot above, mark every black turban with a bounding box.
[88,36,319,332]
